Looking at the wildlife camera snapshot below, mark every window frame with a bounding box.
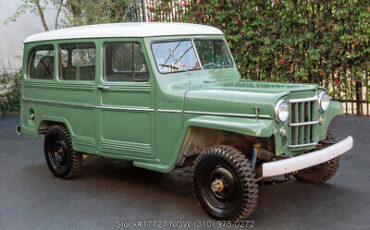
[27,44,55,80]
[58,42,96,81]
[103,41,150,83]
[150,38,234,75]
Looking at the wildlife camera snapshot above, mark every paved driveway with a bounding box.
[1,115,369,230]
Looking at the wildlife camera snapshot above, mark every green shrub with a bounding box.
[0,69,21,115]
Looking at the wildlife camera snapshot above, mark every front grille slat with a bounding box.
[299,103,305,144]
[294,103,299,145]
[306,102,311,143]
[288,97,318,148]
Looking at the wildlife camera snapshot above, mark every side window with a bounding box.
[28,45,55,79]
[104,42,149,82]
[59,43,95,81]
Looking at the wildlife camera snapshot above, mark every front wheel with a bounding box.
[192,145,258,221]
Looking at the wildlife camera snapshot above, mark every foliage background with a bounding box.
[0,68,21,115]
[150,0,369,114]
[1,0,369,114]
[5,0,144,30]
[151,0,369,81]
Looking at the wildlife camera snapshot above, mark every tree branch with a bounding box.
[55,0,63,29]
[35,0,49,31]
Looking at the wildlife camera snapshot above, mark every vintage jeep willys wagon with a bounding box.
[18,23,353,220]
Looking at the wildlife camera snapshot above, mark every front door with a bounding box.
[97,41,154,158]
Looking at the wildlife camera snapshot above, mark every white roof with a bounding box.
[24,22,223,43]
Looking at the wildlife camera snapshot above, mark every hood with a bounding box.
[181,79,319,119]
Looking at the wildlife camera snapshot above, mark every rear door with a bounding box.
[97,39,154,158]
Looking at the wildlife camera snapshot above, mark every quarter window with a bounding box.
[104,42,149,82]
[59,43,95,81]
[28,45,55,79]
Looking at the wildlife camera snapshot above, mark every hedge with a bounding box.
[149,0,369,101]
[0,69,21,115]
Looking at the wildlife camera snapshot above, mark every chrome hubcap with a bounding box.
[54,145,65,161]
[211,179,224,193]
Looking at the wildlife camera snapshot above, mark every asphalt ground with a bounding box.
[1,115,369,230]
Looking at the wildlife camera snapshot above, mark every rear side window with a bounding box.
[28,45,55,79]
[104,42,149,82]
[59,43,95,81]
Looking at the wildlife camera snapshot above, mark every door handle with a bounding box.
[97,85,110,90]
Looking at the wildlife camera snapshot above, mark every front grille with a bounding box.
[288,96,319,148]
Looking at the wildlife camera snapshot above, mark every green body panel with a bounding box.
[317,101,343,139]
[20,34,343,173]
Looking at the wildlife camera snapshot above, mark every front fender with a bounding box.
[135,116,275,173]
[162,116,275,172]
[317,100,343,140]
[183,115,275,138]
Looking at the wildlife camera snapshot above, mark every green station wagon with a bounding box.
[18,23,353,220]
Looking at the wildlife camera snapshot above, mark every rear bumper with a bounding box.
[262,136,353,178]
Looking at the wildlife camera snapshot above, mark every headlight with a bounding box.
[318,92,330,112]
[275,100,289,123]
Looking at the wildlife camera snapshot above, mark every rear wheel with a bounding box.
[44,125,82,179]
[294,157,340,184]
[192,145,258,221]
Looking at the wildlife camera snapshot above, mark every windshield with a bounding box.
[152,39,233,74]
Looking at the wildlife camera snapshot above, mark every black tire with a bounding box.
[294,157,340,184]
[192,145,258,221]
[44,125,82,179]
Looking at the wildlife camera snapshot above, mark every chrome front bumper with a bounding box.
[262,136,353,178]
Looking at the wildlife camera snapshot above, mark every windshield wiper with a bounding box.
[160,64,196,76]
[160,64,179,70]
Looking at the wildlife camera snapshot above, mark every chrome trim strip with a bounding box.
[22,98,96,109]
[289,96,318,103]
[288,142,318,148]
[157,109,182,113]
[184,110,270,119]
[290,120,320,127]
[102,106,154,112]
[22,99,271,118]
[22,99,154,112]
[157,109,271,118]
[23,81,95,90]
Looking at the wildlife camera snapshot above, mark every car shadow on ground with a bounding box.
[22,155,357,224]
[79,157,194,197]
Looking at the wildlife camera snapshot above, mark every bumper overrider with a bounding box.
[262,136,353,178]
